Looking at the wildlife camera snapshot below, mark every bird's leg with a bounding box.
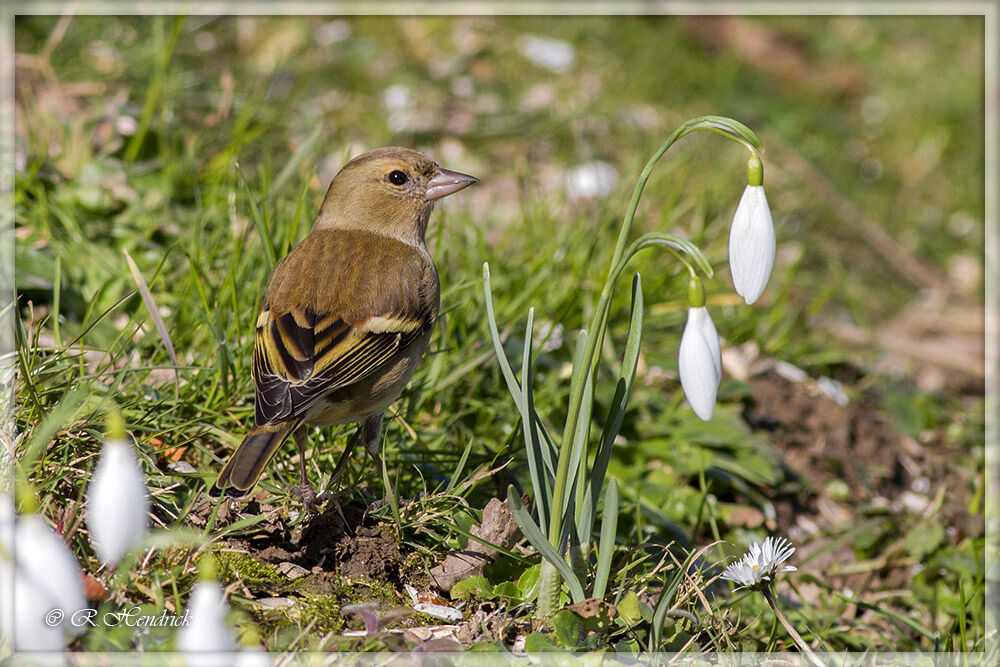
[289,424,318,512]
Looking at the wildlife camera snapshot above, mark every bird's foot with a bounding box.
[290,483,319,513]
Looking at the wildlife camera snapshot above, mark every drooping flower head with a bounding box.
[720,536,797,591]
[1,494,88,651]
[177,579,237,654]
[85,412,150,567]
[678,276,722,421]
[729,155,775,305]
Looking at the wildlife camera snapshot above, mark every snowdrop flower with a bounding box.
[517,34,575,73]
[86,413,149,567]
[729,155,775,305]
[564,160,619,200]
[177,580,236,654]
[678,277,722,421]
[720,536,797,591]
[0,496,87,651]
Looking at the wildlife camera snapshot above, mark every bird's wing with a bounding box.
[250,231,438,427]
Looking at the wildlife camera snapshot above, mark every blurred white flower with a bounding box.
[720,536,797,591]
[177,581,236,654]
[86,437,150,566]
[678,306,721,421]
[0,499,87,651]
[729,184,775,305]
[564,160,619,200]
[313,20,351,46]
[383,84,414,133]
[517,35,575,73]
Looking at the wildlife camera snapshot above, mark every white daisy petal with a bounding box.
[720,536,797,591]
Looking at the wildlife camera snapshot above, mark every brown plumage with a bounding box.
[211,147,477,504]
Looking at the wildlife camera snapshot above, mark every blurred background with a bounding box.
[12,13,987,651]
[15,14,984,388]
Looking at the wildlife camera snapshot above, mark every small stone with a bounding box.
[277,562,309,580]
[167,461,197,474]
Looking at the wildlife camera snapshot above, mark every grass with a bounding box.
[8,13,989,655]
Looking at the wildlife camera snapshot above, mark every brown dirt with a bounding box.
[742,368,982,598]
[194,498,405,583]
[746,369,908,512]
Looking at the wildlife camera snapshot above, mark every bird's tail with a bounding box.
[210,421,300,497]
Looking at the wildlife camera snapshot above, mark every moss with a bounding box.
[298,595,345,634]
[342,577,399,605]
[214,552,286,592]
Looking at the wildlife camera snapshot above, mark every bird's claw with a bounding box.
[291,483,318,513]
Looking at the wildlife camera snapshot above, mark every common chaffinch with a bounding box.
[211,147,477,505]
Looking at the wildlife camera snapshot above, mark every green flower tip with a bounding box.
[687,276,706,308]
[15,479,40,514]
[198,554,219,582]
[747,155,764,187]
[105,409,126,441]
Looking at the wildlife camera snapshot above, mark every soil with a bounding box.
[742,368,982,597]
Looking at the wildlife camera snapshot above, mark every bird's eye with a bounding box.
[387,170,409,186]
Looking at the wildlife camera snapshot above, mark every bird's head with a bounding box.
[316,146,477,245]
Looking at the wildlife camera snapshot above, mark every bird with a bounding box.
[210,146,477,507]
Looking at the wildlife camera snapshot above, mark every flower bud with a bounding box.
[86,421,150,567]
[729,156,775,305]
[177,580,237,653]
[678,305,722,421]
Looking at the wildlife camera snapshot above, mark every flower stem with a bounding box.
[538,116,765,617]
[762,585,825,667]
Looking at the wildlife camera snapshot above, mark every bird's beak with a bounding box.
[425,167,478,201]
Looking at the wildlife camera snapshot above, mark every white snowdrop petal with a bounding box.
[678,307,721,421]
[9,515,87,649]
[86,439,150,566]
[698,306,723,378]
[178,581,236,653]
[729,185,776,304]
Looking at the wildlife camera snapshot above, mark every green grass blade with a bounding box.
[444,436,474,495]
[592,477,618,600]
[507,485,585,604]
[123,249,178,379]
[481,263,523,404]
[563,329,591,523]
[239,165,278,269]
[123,16,184,164]
[51,254,61,347]
[520,307,550,533]
[566,359,592,525]
[266,121,323,206]
[381,454,403,537]
[483,263,553,527]
[584,273,643,539]
[651,543,713,649]
[19,383,91,469]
